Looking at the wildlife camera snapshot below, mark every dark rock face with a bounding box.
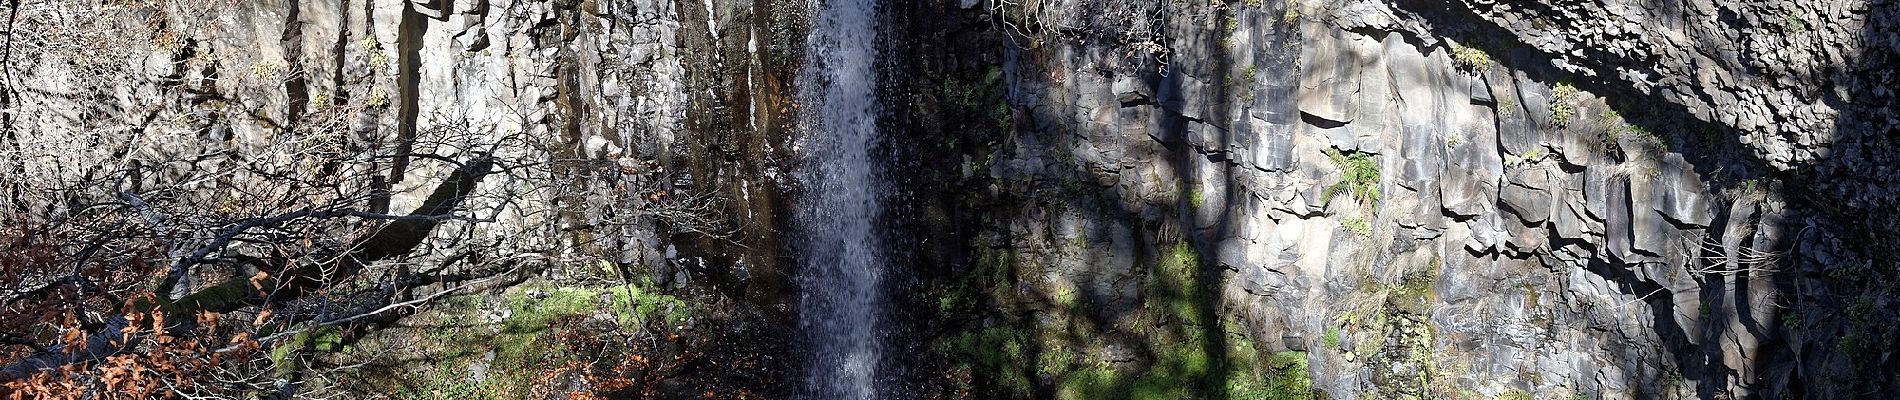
[886,0,1899,399]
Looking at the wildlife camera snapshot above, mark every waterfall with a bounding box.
[792,0,886,398]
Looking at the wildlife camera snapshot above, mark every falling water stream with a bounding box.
[792,0,887,398]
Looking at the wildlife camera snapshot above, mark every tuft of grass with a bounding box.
[1323,148,1381,208]
[1323,327,1342,350]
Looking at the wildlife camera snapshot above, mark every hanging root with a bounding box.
[1691,235,1785,276]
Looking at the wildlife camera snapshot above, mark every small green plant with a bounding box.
[367,87,390,107]
[250,60,280,81]
[1497,96,1520,118]
[1187,187,1206,208]
[1450,41,1492,71]
[1783,11,1809,32]
[1231,66,1260,102]
[1549,82,1580,128]
[1497,390,1533,400]
[1341,217,1371,237]
[1600,108,1670,152]
[1729,177,1769,202]
[1323,328,1342,350]
[938,290,964,315]
[1282,3,1301,24]
[361,36,391,71]
[1513,147,1544,164]
[1446,133,1464,148]
[1037,345,1078,376]
[1827,260,1871,279]
[1052,286,1081,308]
[1323,148,1381,207]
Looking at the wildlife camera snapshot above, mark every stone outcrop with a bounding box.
[894,0,1898,399]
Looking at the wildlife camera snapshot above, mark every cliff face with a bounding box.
[892,0,1898,399]
[5,0,1893,398]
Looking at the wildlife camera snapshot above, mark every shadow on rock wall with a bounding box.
[1388,0,1900,398]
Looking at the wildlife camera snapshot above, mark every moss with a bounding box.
[393,368,508,400]
[947,324,1033,394]
[946,235,1318,400]
[1186,187,1207,208]
[942,245,1037,395]
[1056,362,1123,400]
[1323,327,1342,350]
[1154,240,1202,319]
[479,282,689,391]
[1038,343,1079,376]
[1237,351,1319,400]
[608,283,691,326]
[944,216,1325,399]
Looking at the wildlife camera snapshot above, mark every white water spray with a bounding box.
[793,0,886,398]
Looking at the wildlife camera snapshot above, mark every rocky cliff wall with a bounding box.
[894,0,1898,399]
[5,0,1893,398]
